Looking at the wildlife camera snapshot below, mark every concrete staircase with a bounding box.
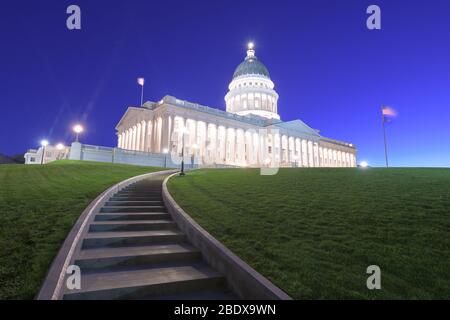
[64,174,236,300]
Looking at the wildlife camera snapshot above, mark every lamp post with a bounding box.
[293,155,299,167]
[191,144,199,169]
[40,140,49,165]
[162,148,168,168]
[179,127,188,176]
[73,124,84,142]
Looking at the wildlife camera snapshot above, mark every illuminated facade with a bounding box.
[116,44,356,168]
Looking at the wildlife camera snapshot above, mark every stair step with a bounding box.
[95,213,171,221]
[63,263,224,300]
[105,201,163,206]
[75,244,201,270]
[109,196,163,201]
[117,191,162,194]
[114,194,162,199]
[123,188,161,192]
[89,220,177,232]
[153,288,237,300]
[82,230,186,248]
[100,206,166,213]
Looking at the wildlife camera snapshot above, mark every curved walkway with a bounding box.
[38,171,235,300]
[38,170,289,300]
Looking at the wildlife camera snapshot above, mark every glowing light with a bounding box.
[162,148,169,154]
[247,42,254,50]
[360,161,369,168]
[56,143,64,150]
[41,140,49,147]
[73,124,84,134]
[192,144,199,149]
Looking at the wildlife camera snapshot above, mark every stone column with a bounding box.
[137,124,142,151]
[155,117,162,153]
[145,120,152,152]
[128,128,133,150]
[139,121,145,151]
[130,126,135,150]
[160,115,169,152]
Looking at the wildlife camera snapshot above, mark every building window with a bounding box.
[30,157,36,162]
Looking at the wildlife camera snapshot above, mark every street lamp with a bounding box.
[162,148,169,168]
[360,161,369,168]
[191,144,199,169]
[40,140,49,165]
[73,124,84,142]
[178,127,188,176]
[293,155,299,167]
[56,143,64,150]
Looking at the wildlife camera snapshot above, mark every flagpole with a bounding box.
[140,83,144,106]
[382,109,389,168]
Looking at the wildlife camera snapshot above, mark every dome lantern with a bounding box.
[246,42,255,58]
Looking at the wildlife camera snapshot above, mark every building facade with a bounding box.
[24,145,70,165]
[116,44,356,168]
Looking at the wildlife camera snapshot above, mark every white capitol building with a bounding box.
[25,43,356,167]
[116,43,356,168]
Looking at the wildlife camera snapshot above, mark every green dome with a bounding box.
[232,56,270,79]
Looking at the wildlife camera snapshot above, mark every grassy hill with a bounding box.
[0,160,164,299]
[167,168,450,299]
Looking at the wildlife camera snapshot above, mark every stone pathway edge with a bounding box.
[162,172,292,300]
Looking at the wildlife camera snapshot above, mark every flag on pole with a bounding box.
[137,78,145,86]
[381,106,396,168]
[382,106,397,122]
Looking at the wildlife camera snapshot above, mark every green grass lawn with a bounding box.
[0,160,164,299]
[168,168,450,299]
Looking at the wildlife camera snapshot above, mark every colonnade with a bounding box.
[117,115,356,167]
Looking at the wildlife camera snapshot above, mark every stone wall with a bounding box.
[68,142,178,168]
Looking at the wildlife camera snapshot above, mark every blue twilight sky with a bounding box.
[0,0,449,167]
